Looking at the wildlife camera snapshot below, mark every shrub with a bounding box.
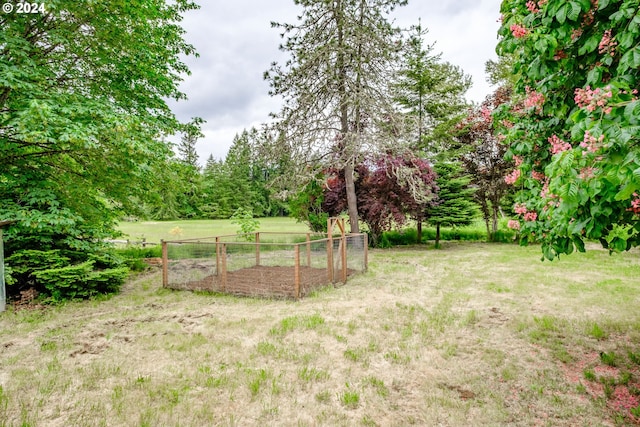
[6,248,129,302]
[32,261,128,301]
[376,224,518,247]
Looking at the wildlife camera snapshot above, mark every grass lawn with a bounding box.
[1,242,639,426]
[117,217,311,243]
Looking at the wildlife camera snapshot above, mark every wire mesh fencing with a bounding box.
[162,232,368,299]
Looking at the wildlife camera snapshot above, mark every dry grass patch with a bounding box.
[0,242,639,426]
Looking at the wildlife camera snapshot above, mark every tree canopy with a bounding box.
[1,0,198,251]
[497,0,640,259]
[1,1,198,296]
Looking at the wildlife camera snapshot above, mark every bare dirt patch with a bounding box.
[167,264,356,298]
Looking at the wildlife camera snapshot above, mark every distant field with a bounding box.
[117,217,311,243]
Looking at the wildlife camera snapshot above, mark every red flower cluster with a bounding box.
[548,134,571,154]
[504,168,521,185]
[629,193,640,215]
[507,219,520,230]
[598,29,617,56]
[531,170,545,181]
[514,203,528,215]
[526,0,548,13]
[524,86,545,114]
[574,85,613,113]
[510,23,528,38]
[580,130,605,153]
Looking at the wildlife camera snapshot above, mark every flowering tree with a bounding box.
[323,154,438,245]
[497,0,640,259]
[457,87,514,241]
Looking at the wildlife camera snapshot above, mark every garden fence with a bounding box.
[161,231,367,299]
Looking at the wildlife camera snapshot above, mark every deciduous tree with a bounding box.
[497,0,640,259]
[0,1,198,295]
[457,88,514,241]
[323,153,437,246]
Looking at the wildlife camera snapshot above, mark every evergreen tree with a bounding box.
[394,22,471,157]
[265,0,408,233]
[428,162,478,248]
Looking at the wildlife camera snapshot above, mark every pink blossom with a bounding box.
[505,169,521,185]
[598,29,617,56]
[629,193,640,215]
[524,86,545,114]
[574,85,613,113]
[531,170,545,181]
[507,220,521,230]
[527,0,547,12]
[510,24,528,38]
[571,28,584,40]
[580,131,604,153]
[513,155,523,166]
[514,203,528,215]
[480,107,492,121]
[501,119,514,129]
[579,167,597,179]
[524,211,538,221]
[548,135,572,154]
[540,181,555,200]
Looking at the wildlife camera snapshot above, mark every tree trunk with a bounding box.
[435,223,441,249]
[492,204,499,241]
[335,0,359,234]
[344,162,360,233]
[417,221,422,244]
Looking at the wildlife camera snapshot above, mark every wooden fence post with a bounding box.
[215,237,221,276]
[294,244,301,299]
[364,233,369,271]
[221,243,227,292]
[327,220,334,283]
[255,232,260,266]
[341,235,347,283]
[161,240,168,288]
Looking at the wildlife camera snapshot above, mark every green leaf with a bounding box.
[586,66,604,85]
[614,184,639,201]
[578,34,600,55]
[569,217,590,235]
[568,2,582,20]
[618,46,640,73]
[556,3,568,24]
[624,101,640,125]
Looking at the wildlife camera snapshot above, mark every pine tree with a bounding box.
[428,162,478,248]
[265,0,408,233]
[393,22,471,156]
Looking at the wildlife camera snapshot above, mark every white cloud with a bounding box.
[169,0,503,164]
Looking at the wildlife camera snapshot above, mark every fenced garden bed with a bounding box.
[162,227,367,299]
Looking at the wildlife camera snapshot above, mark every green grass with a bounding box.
[1,242,639,425]
[117,217,311,243]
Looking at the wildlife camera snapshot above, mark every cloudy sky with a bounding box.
[168,0,503,164]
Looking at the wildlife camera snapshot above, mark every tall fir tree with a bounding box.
[393,22,471,157]
[265,0,408,233]
[428,162,478,248]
